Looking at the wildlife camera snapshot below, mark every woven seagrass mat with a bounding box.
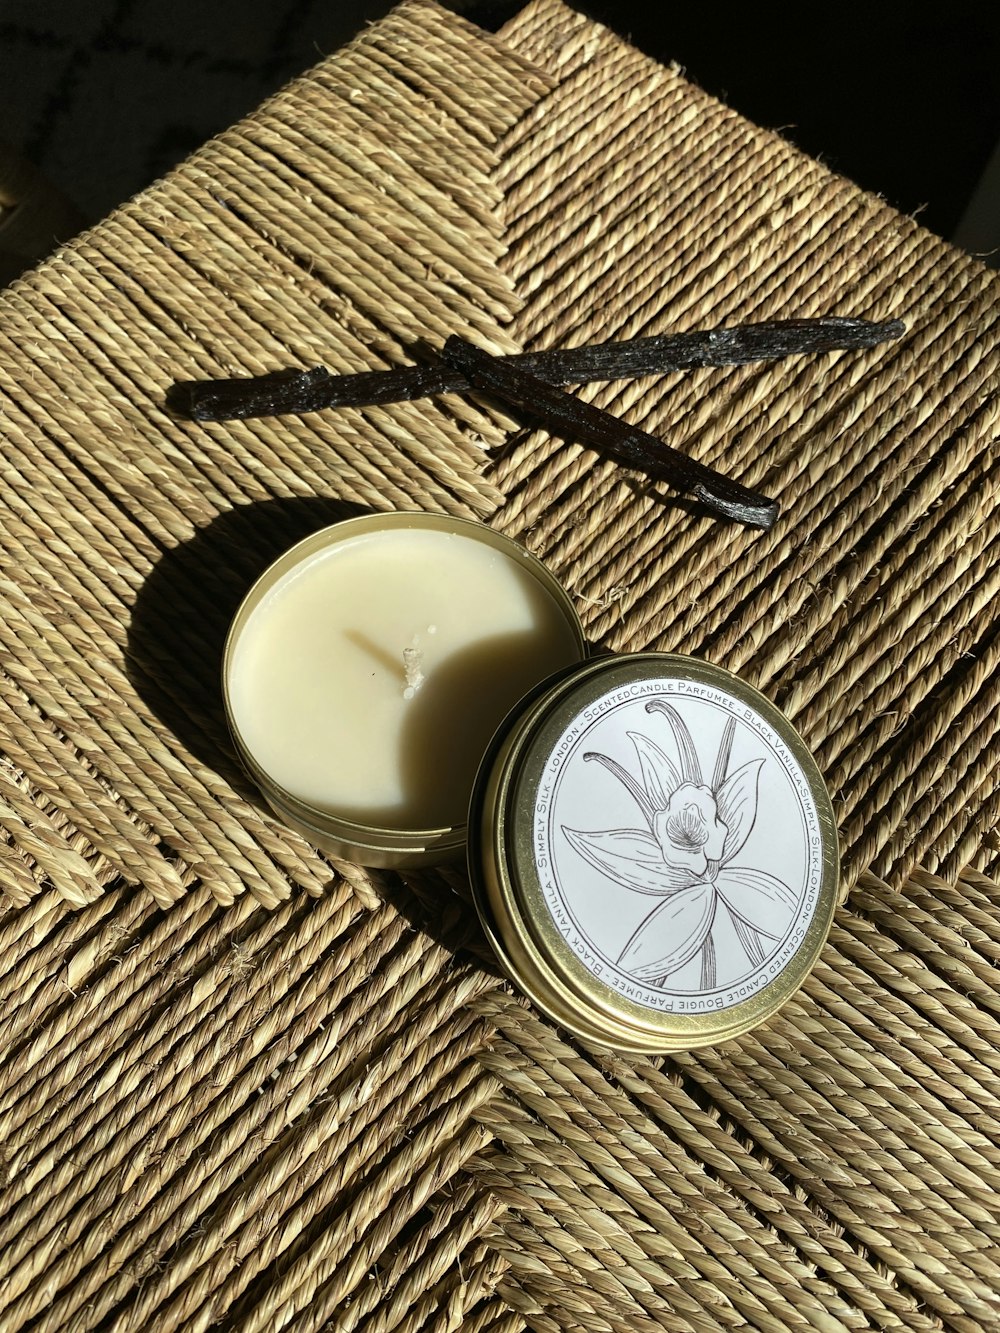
[2,0,1000,1328]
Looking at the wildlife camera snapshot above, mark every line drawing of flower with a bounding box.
[561,697,800,991]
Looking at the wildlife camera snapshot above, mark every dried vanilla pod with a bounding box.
[441,336,780,531]
[168,316,905,421]
[165,364,457,420]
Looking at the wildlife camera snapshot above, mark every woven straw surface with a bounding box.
[1,0,1000,1327]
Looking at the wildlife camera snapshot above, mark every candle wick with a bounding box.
[402,641,425,700]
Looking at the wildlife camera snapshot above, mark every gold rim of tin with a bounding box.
[222,511,587,869]
[470,653,840,1051]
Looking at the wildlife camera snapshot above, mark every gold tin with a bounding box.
[222,512,586,868]
[469,653,839,1053]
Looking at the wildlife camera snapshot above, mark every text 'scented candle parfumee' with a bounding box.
[224,512,585,865]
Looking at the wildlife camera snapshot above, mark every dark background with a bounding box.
[1,0,998,261]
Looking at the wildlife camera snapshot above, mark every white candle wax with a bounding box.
[226,520,582,834]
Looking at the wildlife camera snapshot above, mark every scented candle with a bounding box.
[224,512,585,864]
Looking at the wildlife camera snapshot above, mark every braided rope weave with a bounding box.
[0,1,998,1327]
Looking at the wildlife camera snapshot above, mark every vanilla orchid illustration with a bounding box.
[562,699,798,990]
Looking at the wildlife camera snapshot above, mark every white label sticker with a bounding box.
[532,676,825,1015]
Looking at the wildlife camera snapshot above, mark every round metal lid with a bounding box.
[470,653,839,1052]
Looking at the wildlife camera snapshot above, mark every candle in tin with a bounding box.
[223,511,585,866]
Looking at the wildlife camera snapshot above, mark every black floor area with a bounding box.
[1,1,997,260]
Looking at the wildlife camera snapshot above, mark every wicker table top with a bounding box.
[1,1,999,1328]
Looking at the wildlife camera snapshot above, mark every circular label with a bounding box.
[531,674,828,1018]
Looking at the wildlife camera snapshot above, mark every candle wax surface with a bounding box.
[229,526,581,830]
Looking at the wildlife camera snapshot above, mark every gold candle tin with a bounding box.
[467,653,839,1053]
[222,512,587,868]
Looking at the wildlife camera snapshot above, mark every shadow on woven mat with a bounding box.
[127,496,370,795]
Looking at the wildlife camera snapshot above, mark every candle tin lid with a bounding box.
[468,653,839,1053]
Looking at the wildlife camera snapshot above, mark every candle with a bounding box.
[224,513,584,863]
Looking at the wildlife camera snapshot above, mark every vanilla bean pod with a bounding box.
[167,316,904,421]
[441,336,779,530]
